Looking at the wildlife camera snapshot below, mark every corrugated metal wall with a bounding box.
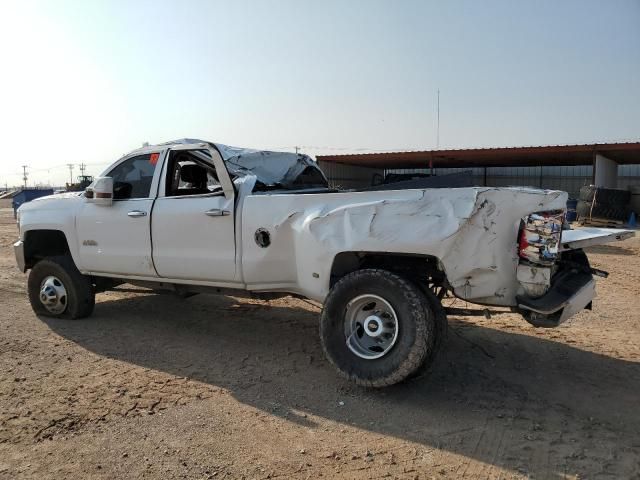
[618,164,640,190]
[319,161,640,199]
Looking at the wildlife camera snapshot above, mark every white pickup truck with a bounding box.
[14,139,634,386]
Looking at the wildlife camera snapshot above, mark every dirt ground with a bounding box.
[0,198,638,479]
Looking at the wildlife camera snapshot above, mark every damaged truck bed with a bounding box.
[14,139,635,387]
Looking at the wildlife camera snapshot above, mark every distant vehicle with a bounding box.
[13,139,635,387]
[369,171,473,190]
[66,175,94,192]
[372,172,432,186]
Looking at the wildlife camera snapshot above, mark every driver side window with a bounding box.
[108,154,159,200]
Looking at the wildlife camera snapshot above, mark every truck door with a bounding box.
[76,151,163,277]
[151,146,238,284]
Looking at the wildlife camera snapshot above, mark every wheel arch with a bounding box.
[23,229,73,270]
[329,251,449,290]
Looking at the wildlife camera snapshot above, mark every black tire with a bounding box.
[576,200,628,221]
[320,269,437,387]
[579,186,631,207]
[404,287,449,381]
[28,255,95,319]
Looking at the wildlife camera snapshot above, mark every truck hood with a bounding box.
[164,139,328,189]
[17,191,83,212]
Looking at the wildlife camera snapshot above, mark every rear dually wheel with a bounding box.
[320,269,440,387]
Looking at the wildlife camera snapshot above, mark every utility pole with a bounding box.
[21,165,28,188]
[295,146,299,154]
[436,89,440,150]
[79,163,86,177]
[67,164,74,185]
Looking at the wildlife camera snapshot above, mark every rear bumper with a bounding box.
[14,240,26,272]
[516,270,595,327]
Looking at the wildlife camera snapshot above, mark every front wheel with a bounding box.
[320,269,439,387]
[27,256,95,319]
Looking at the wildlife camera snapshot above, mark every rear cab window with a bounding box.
[164,150,226,197]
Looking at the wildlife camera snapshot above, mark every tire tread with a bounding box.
[320,269,438,388]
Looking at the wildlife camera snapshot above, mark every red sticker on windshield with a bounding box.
[149,153,159,165]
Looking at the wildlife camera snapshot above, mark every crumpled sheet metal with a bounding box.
[162,139,327,188]
[241,187,567,305]
[223,149,326,188]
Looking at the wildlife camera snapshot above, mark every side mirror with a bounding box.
[85,177,113,206]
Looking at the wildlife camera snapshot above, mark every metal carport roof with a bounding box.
[316,142,640,169]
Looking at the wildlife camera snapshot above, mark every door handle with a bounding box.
[127,210,147,217]
[205,209,231,217]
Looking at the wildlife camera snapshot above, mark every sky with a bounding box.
[0,0,639,187]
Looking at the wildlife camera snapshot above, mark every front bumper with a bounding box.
[14,240,26,272]
[516,270,595,327]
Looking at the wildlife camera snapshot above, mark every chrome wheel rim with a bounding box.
[344,294,399,360]
[39,275,68,314]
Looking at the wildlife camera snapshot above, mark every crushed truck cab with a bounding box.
[14,139,635,387]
